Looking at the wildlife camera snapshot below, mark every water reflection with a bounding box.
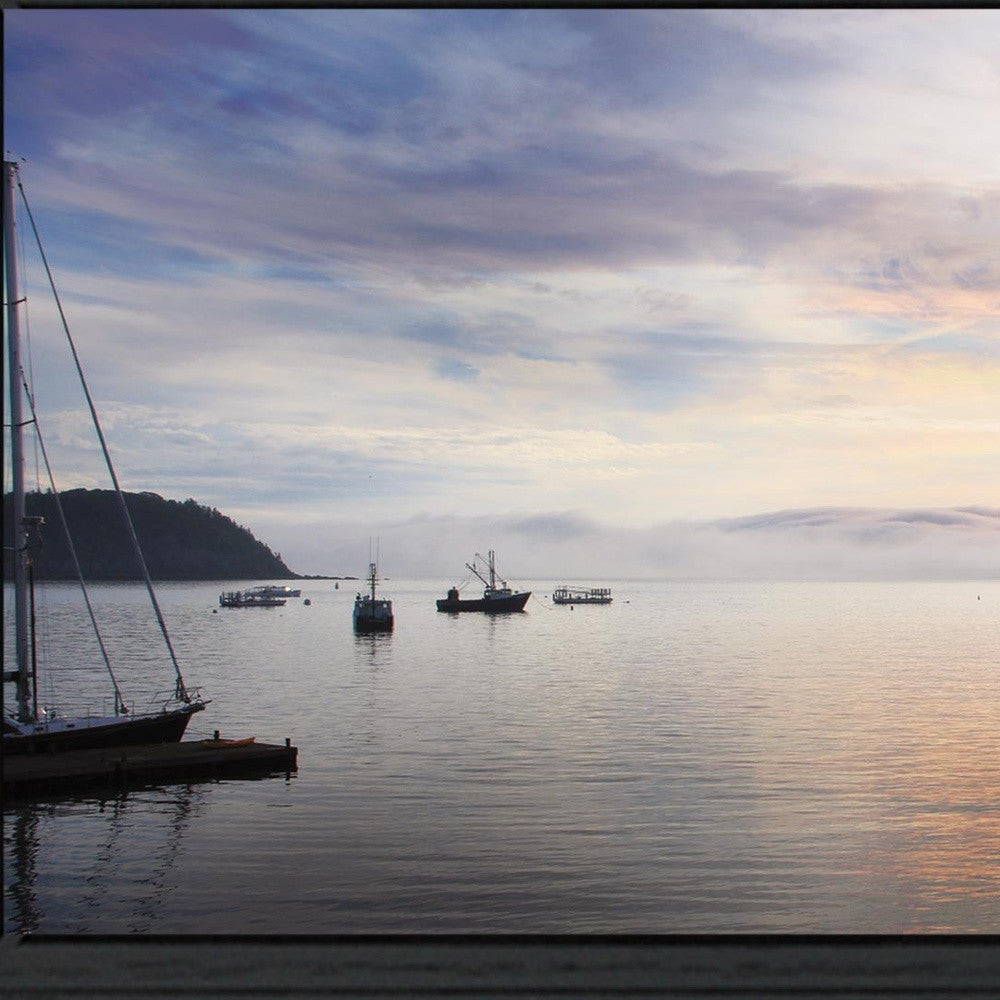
[127,785,202,932]
[347,632,394,750]
[80,794,134,920]
[7,806,45,934]
[5,580,998,933]
[353,631,393,658]
[4,783,205,934]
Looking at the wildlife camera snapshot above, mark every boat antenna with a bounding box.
[13,165,194,703]
[367,536,379,602]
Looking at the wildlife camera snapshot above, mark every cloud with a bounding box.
[259,506,1000,581]
[508,512,594,542]
[14,9,992,281]
[719,506,1000,540]
[434,359,480,383]
[5,9,998,563]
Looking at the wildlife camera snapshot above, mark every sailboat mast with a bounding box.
[3,159,32,722]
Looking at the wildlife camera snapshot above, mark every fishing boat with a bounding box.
[353,560,393,633]
[219,590,286,608]
[436,550,530,613]
[552,586,613,605]
[2,160,206,755]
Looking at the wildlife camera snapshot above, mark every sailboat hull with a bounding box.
[2,702,204,755]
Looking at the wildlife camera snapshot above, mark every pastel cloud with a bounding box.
[4,9,998,577]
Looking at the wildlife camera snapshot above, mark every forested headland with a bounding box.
[3,489,300,581]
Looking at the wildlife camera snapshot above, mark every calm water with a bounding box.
[4,578,998,934]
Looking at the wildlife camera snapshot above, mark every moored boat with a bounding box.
[219,589,286,608]
[353,561,393,632]
[2,703,204,755]
[436,550,530,613]
[250,584,301,599]
[552,586,613,605]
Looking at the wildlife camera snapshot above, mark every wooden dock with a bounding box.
[2,737,298,799]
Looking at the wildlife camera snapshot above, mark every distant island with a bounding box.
[2,488,334,582]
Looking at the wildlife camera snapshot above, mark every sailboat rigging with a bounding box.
[3,159,206,753]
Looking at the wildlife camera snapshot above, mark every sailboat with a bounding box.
[3,159,206,754]
[435,550,530,613]
[353,558,394,633]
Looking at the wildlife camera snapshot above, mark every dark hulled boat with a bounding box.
[436,550,530,613]
[353,561,394,632]
[2,702,205,755]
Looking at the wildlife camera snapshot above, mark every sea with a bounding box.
[3,578,998,935]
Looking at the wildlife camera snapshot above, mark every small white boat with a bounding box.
[219,590,286,608]
[248,584,301,599]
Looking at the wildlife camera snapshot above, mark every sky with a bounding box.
[3,8,999,580]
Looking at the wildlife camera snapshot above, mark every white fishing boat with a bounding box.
[3,160,207,754]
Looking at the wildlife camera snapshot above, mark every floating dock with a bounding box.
[2,737,297,799]
[552,586,613,605]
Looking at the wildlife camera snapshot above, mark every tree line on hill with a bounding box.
[3,488,299,581]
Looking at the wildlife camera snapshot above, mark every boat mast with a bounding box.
[367,535,378,602]
[3,159,32,722]
[466,555,491,590]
